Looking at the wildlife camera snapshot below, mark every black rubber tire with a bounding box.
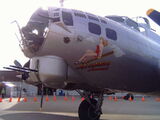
[78,99,100,120]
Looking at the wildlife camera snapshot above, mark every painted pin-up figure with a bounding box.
[78,37,108,63]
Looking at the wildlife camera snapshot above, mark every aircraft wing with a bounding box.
[0,70,21,82]
[147,9,160,26]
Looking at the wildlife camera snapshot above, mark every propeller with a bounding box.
[147,9,160,26]
[4,60,45,110]
[14,60,22,68]
[13,60,44,111]
[4,60,38,75]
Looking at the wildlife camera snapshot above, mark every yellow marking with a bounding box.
[76,61,111,69]
[86,51,114,63]
[147,8,154,15]
[99,36,108,46]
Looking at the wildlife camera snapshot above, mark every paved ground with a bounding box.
[0,96,160,120]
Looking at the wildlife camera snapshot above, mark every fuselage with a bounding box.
[20,7,160,93]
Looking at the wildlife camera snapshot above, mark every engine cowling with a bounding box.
[27,55,80,89]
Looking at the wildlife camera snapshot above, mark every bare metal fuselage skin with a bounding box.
[21,7,160,93]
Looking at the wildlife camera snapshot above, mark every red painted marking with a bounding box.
[76,61,111,69]
[141,97,145,102]
[129,97,133,101]
[34,97,37,102]
[114,96,118,101]
[86,51,114,63]
[90,95,93,99]
[155,98,160,102]
[0,97,2,102]
[88,67,109,72]
[17,97,21,102]
[53,96,57,102]
[64,96,68,101]
[108,96,113,100]
[46,96,49,102]
[95,45,100,57]
[9,98,12,102]
[72,96,76,102]
[81,97,85,101]
[23,97,27,102]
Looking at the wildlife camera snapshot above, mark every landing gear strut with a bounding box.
[76,90,104,120]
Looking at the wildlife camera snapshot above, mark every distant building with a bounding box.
[1,82,37,97]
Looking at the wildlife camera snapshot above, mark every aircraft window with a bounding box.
[100,19,107,24]
[62,11,73,26]
[88,22,101,35]
[106,16,125,23]
[139,27,146,32]
[54,8,60,11]
[51,17,60,22]
[53,12,59,17]
[74,12,86,18]
[126,19,139,31]
[88,15,99,22]
[106,28,117,40]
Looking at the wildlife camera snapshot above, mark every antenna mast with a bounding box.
[59,0,64,7]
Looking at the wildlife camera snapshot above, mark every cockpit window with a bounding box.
[62,11,73,26]
[126,18,139,31]
[106,28,117,40]
[88,22,101,35]
[100,19,107,24]
[106,16,125,23]
[106,16,140,31]
[54,8,60,11]
[88,15,99,22]
[53,12,60,17]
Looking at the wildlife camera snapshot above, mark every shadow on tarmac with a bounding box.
[0,112,79,120]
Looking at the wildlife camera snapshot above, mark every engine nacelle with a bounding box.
[28,56,73,88]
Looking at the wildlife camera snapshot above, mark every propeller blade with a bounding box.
[14,60,22,68]
[147,9,160,26]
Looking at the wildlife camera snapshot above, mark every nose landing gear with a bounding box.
[76,90,104,120]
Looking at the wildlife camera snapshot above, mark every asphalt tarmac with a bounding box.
[0,96,160,120]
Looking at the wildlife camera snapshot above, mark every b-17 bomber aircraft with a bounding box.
[3,7,160,120]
